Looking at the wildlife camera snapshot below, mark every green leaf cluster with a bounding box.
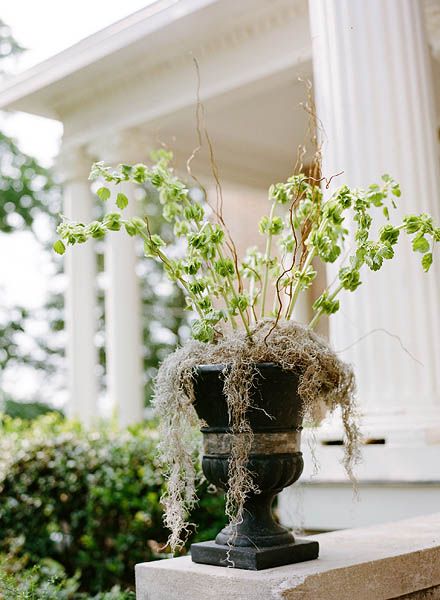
[54,151,439,336]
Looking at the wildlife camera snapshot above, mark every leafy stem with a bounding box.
[308,283,342,329]
[54,153,439,344]
[260,200,277,318]
[135,227,206,322]
[216,246,251,337]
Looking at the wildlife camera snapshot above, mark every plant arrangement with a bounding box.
[54,150,439,567]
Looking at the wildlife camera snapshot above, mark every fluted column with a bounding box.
[57,146,99,426]
[309,0,440,439]
[90,131,146,427]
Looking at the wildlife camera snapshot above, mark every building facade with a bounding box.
[1,0,440,529]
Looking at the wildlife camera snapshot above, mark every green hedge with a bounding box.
[1,398,63,420]
[0,554,135,599]
[0,415,226,594]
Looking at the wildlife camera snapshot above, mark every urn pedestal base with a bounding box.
[191,538,319,570]
[191,364,319,571]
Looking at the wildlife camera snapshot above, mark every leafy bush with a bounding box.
[0,552,135,599]
[0,415,225,594]
[1,398,62,420]
[0,554,80,600]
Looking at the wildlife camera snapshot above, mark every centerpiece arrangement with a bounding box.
[54,149,439,570]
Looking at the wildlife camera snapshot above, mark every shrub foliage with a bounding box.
[0,415,225,593]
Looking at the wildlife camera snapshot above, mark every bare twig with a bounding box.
[189,57,246,301]
[336,327,423,367]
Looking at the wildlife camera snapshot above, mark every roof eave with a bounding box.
[0,0,219,117]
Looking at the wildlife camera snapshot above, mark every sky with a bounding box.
[0,1,157,403]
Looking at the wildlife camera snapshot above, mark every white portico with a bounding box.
[1,0,440,528]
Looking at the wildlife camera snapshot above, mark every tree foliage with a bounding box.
[0,19,187,407]
[0,18,25,74]
[0,131,58,234]
[0,19,63,404]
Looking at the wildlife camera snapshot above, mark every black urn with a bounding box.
[190,363,319,570]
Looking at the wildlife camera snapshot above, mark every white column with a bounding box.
[57,146,99,426]
[90,132,145,426]
[308,0,440,440]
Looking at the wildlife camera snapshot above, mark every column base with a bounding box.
[190,538,319,570]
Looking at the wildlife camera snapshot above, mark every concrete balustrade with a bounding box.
[135,513,440,600]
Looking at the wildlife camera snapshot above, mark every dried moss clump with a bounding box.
[154,320,359,550]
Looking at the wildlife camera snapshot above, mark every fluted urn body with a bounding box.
[190,363,319,570]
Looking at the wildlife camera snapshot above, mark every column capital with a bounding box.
[56,143,93,184]
[88,127,153,165]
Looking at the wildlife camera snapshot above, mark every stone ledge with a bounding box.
[135,513,440,600]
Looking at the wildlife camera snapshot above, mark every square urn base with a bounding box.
[190,538,319,570]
